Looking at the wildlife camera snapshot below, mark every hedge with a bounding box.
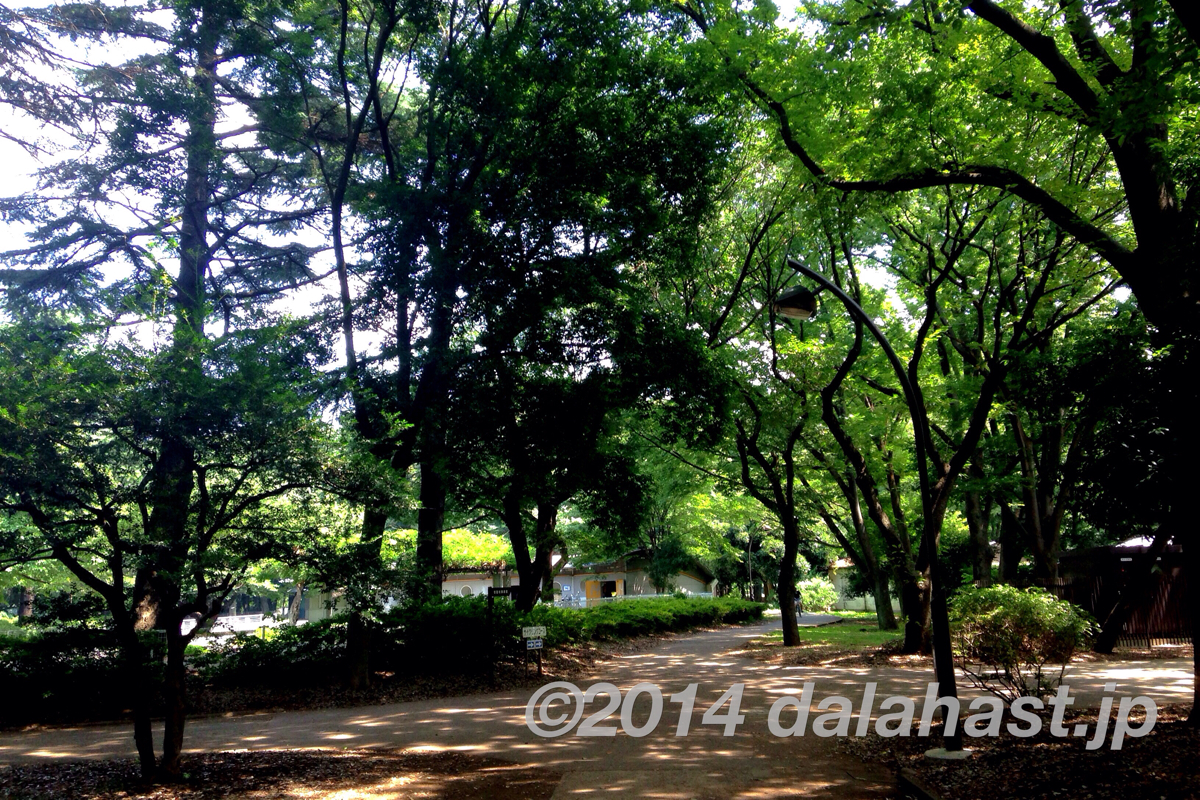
[198,595,765,686]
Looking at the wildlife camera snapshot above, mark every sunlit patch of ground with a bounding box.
[0,749,561,800]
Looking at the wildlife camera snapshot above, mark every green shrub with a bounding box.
[797,577,840,613]
[949,584,1098,701]
[0,611,26,637]
[0,625,161,725]
[193,595,766,686]
[192,616,346,688]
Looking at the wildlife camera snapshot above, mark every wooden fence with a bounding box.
[1018,548,1191,648]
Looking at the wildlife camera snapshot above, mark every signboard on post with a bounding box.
[522,626,547,638]
[485,586,519,687]
[487,585,516,610]
[526,638,544,650]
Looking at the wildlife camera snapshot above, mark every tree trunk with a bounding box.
[287,581,305,625]
[822,373,924,648]
[897,573,928,653]
[998,503,1025,582]
[17,585,33,618]
[415,458,445,599]
[532,503,560,606]
[502,488,548,613]
[965,488,993,586]
[777,519,802,646]
[158,626,188,779]
[345,612,372,690]
[346,506,388,689]
[121,633,158,779]
[847,475,897,630]
[882,453,927,652]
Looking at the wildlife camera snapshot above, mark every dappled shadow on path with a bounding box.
[0,621,1191,799]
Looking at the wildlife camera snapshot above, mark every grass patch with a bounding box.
[763,621,901,650]
[731,620,916,667]
[825,609,879,621]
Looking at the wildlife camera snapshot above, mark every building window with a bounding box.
[461,585,474,597]
[601,580,618,598]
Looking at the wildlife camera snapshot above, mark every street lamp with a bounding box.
[776,257,965,756]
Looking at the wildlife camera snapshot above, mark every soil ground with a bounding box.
[841,704,1199,800]
[0,749,561,799]
[0,619,1193,799]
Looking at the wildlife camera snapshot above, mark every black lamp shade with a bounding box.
[774,285,818,320]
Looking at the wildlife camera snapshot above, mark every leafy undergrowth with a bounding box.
[188,623,732,717]
[840,704,1198,800]
[0,749,561,800]
[6,620,746,728]
[2,597,764,729]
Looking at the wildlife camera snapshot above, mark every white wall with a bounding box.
[829,569,901,613]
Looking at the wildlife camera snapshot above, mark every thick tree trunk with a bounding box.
[531,503,560,606]
[847,475,897,630]
[121,633,158,779]
[998,503,1025,582]
[965,489,993,587]
[413,294,452,599]
[415,458,445,599]
[346,507,388,689]
[502,488,548,613]
[778,519,802,646]
[897,574,928,653]
[345,612,373,690]
[869,572,896,629]
[17,585,33,618]
[158,627,188,779]
[287,581,305,625]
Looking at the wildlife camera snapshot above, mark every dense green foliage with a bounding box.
[796,577,840,613]
[194,596,765,686]
[3,0,1198,760]
[949,585,1098,701]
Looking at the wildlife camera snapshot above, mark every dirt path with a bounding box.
[0,620,1191,799]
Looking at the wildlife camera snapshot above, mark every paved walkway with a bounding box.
[0,620,1192,799]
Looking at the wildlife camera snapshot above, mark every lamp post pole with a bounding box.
[776,257,963,753]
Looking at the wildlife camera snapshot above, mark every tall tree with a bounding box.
[348,0,732,606]
[1,0,335,776]
[677,0,1200,718]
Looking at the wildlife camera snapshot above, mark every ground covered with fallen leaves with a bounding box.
[839,704,1198,800]
[0,749,561,800]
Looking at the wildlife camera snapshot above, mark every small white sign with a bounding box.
[526,638,544,650]
[522,626,547,638]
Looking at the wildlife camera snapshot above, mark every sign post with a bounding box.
[487,586,517,686]
[522,625,546,676]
